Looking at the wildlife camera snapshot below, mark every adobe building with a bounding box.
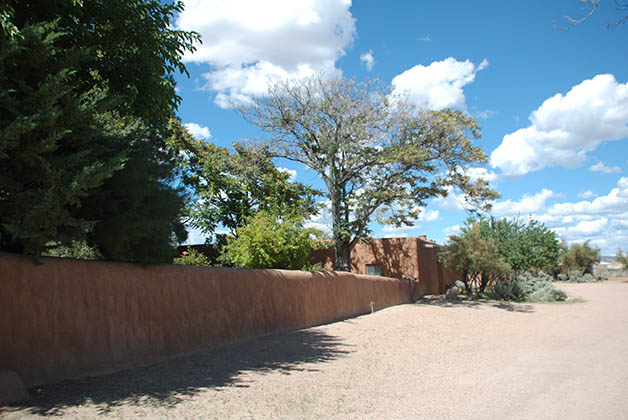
[311,236,460,301]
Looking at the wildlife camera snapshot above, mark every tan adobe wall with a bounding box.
[350,237,420,279]
[0,252,410,387]
[311,238,460,300]
[441,266,462,290]
[311,238,420,279]
[416,240,442,298]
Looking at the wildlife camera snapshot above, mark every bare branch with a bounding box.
[556,0,628,28]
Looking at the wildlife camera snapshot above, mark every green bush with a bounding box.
[44,240,102,260]
[301,262,326,272]
[528,280,568,303]
[221,211,322,270]
[488,272,567,303]
[173,248,211,266]
[556,270,602,283]
[616,248,628,270]
[559,240,600,275]
[489,277,527,302]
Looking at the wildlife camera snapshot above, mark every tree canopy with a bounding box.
[440,216,562,297]
[239,74,497,271]
[0,0,198,262]
[439,221,511,297]
[477,217,561,273]
[167,119,321,240]
[616,248,628,270]
[560,240,601,275]
[220,210,321,270]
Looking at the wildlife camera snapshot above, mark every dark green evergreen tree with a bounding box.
[0,1,198,263]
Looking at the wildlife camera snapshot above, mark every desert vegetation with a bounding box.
[439,217,606,303]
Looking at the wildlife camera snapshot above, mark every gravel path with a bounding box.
[2,280,627,420]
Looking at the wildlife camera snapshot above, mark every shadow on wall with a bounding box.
[414,296,535,314]
[362,239,416,279]
[4,329,350,416]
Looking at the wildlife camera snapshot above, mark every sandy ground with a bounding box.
[2,280,627,420]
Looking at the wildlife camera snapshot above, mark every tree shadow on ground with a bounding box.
[4,329,350,417]
[415,295,535,313]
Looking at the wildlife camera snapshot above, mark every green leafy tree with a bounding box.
[476,217,561,273]
[616,248,628,270]
[560,240,601,275]
[240,74,498,271]
[439,222,511,297]
[221,211,322,270]
[44,240,101,260]
[1,1,198,262]
[167,119,321,238]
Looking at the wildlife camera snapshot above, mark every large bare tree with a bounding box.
[239,74,497,272]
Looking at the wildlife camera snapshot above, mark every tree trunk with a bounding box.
[334,241,351,272]
[479,272,489,294]
[328,180,352,272]
[462,271,473,297]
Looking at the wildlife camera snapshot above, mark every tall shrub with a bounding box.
[560,240,600,275]
[616,248,628,270]
[221,211,322,270]
[439,222,511,297]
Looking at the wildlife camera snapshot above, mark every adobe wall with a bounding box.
[416,241,441,298]
[440,266,462,290]
[350,238,420,279]
[311,238,455,299]
[311,238,420,279]
[0,252,410,387]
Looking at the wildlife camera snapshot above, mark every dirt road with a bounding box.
[3,280,627,419]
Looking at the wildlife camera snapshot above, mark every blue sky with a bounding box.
[173,0,628,255]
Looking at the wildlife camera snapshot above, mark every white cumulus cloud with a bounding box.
[184,122,212,140]
[379,208,439,238]
[360,50,374,71]
[391,57,488,110]
[578,190,597,199]
[443,224,462,237]
[304,200,332,234]
[486,177,628,254]
[463,167,501,185]
[431,186,464,211]
[590,161,622,174]
[566,218,609,236]
[491,74,628,176]
[549,177,628,217]
[175,0,356,108]
[181,224,208,245]
[491,189,556,217]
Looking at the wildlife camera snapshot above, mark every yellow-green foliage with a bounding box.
[439,222,511,296]
[221,211,321,270]
[560,240,600,275]
[616,248,628,270]
[173,248,211,266]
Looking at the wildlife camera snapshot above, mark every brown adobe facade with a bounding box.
[311,236,460,300]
